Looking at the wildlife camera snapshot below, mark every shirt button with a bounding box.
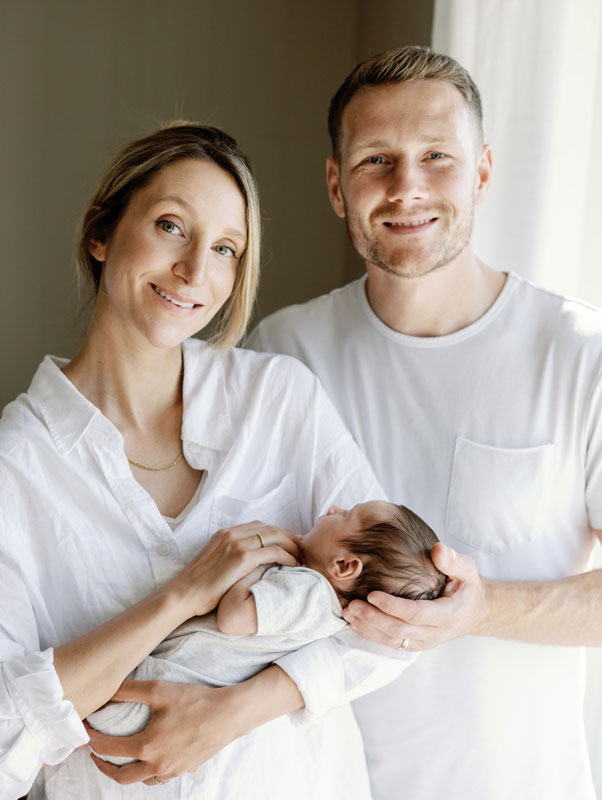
[188,443,201,454]
[158,543,172,556]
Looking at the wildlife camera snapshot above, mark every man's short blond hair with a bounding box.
[328,45,483,158]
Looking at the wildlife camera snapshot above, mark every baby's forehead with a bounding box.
[353,500,398,528]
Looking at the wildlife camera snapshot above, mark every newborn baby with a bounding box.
[88,500,445,762]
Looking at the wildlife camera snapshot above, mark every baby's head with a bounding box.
[301,501,447,604]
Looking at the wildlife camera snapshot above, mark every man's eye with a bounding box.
[367,155,386,165]
[214,244,237,258]
[157,220,182,235]
[428,152,446,160]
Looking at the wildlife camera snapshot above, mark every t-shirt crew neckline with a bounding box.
[356,270,518,348]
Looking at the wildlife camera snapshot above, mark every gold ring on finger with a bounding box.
[400,637,409,650]
[256,532,265,548]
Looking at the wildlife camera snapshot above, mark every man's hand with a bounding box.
[342,543,489,651]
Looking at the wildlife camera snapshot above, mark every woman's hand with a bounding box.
[170,521,301,618]
[87,667,304,785]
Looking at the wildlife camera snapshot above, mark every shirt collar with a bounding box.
[181,338,234,453]
[27,355,106,455]
[27,340,234,456]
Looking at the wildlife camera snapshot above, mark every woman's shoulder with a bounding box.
[184,337,320,393]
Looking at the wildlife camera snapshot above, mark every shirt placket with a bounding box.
[92,426,186,587]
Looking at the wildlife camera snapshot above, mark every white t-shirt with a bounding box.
[88,566,346,751]
[0,338,411,800]
[247,272,602,800]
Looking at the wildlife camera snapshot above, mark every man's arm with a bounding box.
[343,536,602,650]
[216,566,269,635]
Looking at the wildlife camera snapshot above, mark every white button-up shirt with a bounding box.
[0,339,411,799]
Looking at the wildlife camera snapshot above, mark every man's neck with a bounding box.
[365,250,507,338]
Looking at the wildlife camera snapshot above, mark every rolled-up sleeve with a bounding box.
[277,628,416,725]
[0,649,87,794]
[0,538,88,797]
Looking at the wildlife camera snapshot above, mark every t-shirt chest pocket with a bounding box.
[445,437,555,553]
[209,472,302,535]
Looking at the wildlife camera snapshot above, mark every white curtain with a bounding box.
[432,0,602,795]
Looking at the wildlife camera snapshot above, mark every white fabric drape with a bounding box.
[432,1,602,795]
[433,0,602,303]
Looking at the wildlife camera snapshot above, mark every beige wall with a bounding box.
[0,0,433,410]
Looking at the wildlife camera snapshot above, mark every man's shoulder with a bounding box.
[247,278,364,353]
[516,275,602,342]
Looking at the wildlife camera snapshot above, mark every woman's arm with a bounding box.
[55,523,299,719]
[88,665,304,786]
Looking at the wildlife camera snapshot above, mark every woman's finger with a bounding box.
[89,751,164,785]
[87,728,147,758]
[252,544,299,569]
[248,528,301,559]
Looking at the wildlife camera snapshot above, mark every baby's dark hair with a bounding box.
[337,504,447,603]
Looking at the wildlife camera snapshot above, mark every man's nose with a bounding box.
[385,158,426,204]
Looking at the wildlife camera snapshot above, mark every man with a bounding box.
[247,46,602,800]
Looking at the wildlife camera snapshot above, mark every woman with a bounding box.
[0,123,394,799]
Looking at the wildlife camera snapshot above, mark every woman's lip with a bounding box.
[151,283,202,308]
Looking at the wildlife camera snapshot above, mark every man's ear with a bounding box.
[328,553,363,583]
[326,157,346,219]
[85,206,108,262]
[474,144,492,207]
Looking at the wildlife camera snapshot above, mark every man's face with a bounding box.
[327,79,491,280]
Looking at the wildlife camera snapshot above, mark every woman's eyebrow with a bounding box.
[152,195,246,242]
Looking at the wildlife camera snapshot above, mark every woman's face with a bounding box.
[90,158,247,350]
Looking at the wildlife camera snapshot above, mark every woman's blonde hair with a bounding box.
[77,122,260,350]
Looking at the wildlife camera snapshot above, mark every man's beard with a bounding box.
[344,200,475,280]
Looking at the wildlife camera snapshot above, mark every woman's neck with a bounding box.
[62,314,184,433]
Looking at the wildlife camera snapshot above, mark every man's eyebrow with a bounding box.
[350,134,455,152]
[152,195,246,241]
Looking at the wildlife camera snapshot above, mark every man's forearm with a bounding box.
[478,567,602,646]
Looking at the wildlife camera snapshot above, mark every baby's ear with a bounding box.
[329,554,363,582]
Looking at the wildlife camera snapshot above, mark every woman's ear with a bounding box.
[85,206,107,262]
[329,554,363,583]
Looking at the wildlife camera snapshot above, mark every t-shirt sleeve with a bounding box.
[250,567,346,642]
[585,366,602,529]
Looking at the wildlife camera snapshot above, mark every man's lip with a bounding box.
[382,216,438,227]
[382,217,438,233]
[151,283,202,307]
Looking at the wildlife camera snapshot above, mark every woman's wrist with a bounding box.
[228,665,304,737]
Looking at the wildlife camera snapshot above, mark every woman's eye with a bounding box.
[428,152,446,160]
[157,219,183,235]
[214,244,237,258]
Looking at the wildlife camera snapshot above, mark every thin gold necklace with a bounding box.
[128,451,184,472]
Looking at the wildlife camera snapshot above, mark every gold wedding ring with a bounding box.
[256,532,265,548]
[400,638,409,650]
